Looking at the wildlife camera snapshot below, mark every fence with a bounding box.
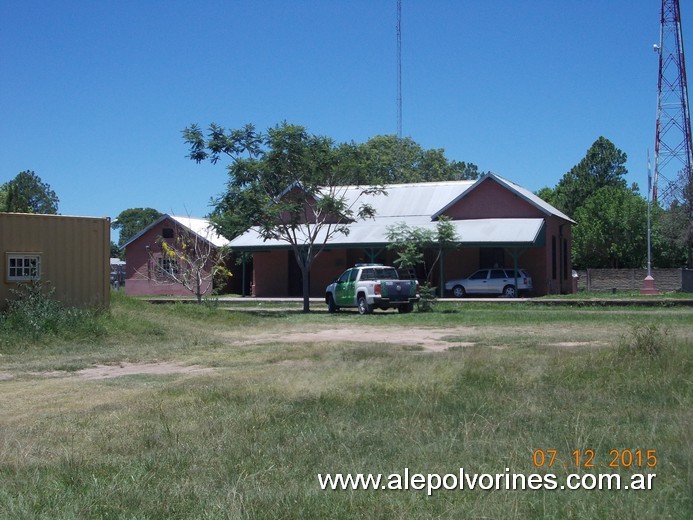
[576,268,686,293]
[683,269,693,292]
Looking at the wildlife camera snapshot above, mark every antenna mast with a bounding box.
[653,0,693,205]
[396,0,402,139]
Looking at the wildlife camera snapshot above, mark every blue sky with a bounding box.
[1,1,689,237]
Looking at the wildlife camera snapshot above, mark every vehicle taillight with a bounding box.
[374,283,381,296]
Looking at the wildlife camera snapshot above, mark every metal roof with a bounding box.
[229,175,565,251]
[121,214,229,249]
[168,215,230,247]
[230,217,545,250]
[332,180,475,218]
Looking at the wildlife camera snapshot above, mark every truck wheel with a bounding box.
[398,303,414,313]
[357,295,372,315]
[327,295,339,313]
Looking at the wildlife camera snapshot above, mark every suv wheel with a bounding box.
[357,295,373,315]
[452,285,466,298]
[502,285,516,298]
[327,295,339,313]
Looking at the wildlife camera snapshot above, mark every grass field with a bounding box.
[0,293,691,519]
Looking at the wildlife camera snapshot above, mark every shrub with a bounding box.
[417,282,437,312]
[0,281,106,343]
[617,323,669,358]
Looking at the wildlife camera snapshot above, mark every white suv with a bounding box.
[445,268,532,298]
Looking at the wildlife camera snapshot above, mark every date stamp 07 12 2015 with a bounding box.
[532,449,658,469]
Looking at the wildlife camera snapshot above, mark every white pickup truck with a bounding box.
[325,264,420,314]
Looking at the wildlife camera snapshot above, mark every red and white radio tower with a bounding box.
[653,0,693,204]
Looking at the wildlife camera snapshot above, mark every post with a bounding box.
[241,255,247,297]
[439,249,445,298]
[641,151,660,295]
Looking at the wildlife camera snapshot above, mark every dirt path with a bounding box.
[232,326,477,352]
[2,325,605,382]
[75,362,215,380]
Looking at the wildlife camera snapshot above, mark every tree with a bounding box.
[353,135,483,184]
[183,121,382,312]
[553,137,628,218]
[143,224,231,303]
[572,185,647,268]
[535,186,556,206]
[386,217,459,308]
[652,200,689,267]
[656,167,693,267]
[2,171,59,214]
[112,208,163,252]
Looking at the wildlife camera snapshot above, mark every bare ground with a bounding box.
[0,325,607,381]
[232,325,478,352]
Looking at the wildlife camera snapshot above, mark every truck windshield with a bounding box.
[375,268,400,280]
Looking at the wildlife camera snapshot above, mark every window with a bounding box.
[469,270,488,280]
[360,268,375,280]
[375,267,399,280]
[162,228,174,239]
[7,254,41,281]
[490,269,507,279]
[157,256,178,277]
[337,269,352,283]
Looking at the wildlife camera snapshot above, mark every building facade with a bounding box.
[229,174,575,298]
[123,214,235,298]
[0,213,110,310]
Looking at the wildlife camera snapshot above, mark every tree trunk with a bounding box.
[301,265,310,313]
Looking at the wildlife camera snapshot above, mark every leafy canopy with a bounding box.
[1,170,59,214]
[386,216,459,282]
[112,208,163,249]
[183,121,385,311]
[572,185,647,268]
[551,136,628,218]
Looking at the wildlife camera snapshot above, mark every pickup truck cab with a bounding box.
[325,264,420,314]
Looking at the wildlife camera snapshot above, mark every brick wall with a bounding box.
[575,268,684,292]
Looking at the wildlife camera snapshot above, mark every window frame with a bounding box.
[6,253,42,282]
[156,256,179,277]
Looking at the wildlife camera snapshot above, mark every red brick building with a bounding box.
[229,173,575,297]
[123,215,231,298]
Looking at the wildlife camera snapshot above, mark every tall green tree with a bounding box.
[553,137,628,218]
[1,170,59,214]
[112,208,163,251]
[350,134,483,184]
[572,185,647,268]
[183,121,382,312]
[659,168,693,267]
[652,200,690,267]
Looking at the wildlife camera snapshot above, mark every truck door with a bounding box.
[335,269,356,305]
